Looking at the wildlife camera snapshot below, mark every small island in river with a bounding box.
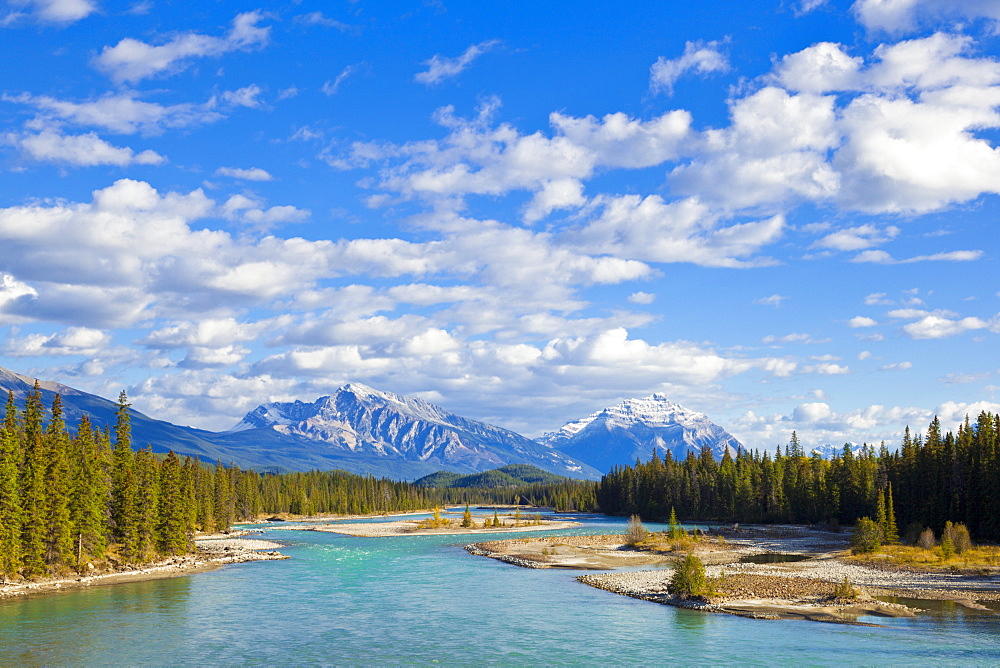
[467,524,1000,625]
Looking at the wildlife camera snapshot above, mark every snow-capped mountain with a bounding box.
[230,383,602,479]
[538,393,742,472]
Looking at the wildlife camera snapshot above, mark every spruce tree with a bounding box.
[882,483,899,544]
[0,392,23,578]
[158,451,191,555]
[111,391,139,561]
[134,446,160,560]
[43,395,74,568]
[20,382,47,575]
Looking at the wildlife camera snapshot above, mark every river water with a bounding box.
[2,513,999,665]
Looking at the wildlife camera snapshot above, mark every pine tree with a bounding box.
[69,415,110,568]
[135,446,160,560]
[882,483,899,544]
[461,504,473,528]
[20,382,47,575]
[43,395,74,568]
[111,391,139,561]
[0,392,23,578]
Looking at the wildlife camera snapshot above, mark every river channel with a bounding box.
[1,513,998,665]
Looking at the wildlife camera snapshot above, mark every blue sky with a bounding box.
[0,0,998,450]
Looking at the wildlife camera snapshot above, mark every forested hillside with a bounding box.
[597,413,1000,541]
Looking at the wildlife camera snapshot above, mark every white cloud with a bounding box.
[4,91,224,136]
[812,224,898,251]
[880,361,912,370]
[762,332,829,345]
[414,39,501,85]
[803,362,850,375]
[627,291,655,305]
[94,11,271,84]
[565,195,784,268]
[8,130,165,166]
[216,167,273,181]
[754,294,787,307]
[774,42,862,94]
[218,85,263,109]
[852,249,984,263]
[848,316,878,327]
[323,64,363,95]
[902,314,990,339]
[650,40,730,96]
[852,0,1000,34]
[1,326,110,357]
[8,0,95,23]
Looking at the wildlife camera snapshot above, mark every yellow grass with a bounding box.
[847,543,1000,572]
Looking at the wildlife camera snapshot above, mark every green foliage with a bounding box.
[851,517,882,554]
[951,523,973,554]
[596,412,1000,543]
[460,505,473,528]
[669,553,707,599]
[667,506,685,540]
[832,577,859,600]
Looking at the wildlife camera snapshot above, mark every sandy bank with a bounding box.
[0,534,288,601]
[272,519,582,537]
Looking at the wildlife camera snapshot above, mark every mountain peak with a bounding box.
[538,393,741,472]
[231,381,601,479]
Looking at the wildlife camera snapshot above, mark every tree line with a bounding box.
[0,387,599,580]
[596,412,1000,541]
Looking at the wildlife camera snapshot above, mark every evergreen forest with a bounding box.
[0,387,597,580]
[596,412,1000,541]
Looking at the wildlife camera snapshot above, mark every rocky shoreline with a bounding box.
[467,525,1000,624]
[0,532,288,600]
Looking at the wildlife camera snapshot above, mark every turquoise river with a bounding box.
[2,513,999,665]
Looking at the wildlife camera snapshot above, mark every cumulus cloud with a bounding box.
[848,316,878,327]
[415,39,500,85]
[852,0,1000,35]
[94,11,271,84]
[0,326,110,356]
[731,401,934,451]
[902,314,990,339]
[650,40,730,96]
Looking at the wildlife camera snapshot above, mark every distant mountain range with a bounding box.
[0,366,743,480]
[536,393,742,472]
[227,383,600,480]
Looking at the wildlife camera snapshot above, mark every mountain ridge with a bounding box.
[537,392,742,472]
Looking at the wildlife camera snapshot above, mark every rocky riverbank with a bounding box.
[468,524,1000,624]
[0,531,288,600]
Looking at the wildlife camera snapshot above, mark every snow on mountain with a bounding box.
[230,383,602,479]
[537,393,742,473]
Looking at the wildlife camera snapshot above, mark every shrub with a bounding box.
[625,515,648,546]
[669,553,706,600]
[917,528,936,550]
[952,523,973,554]
[851,517,882,555]
[832,577,859,600]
